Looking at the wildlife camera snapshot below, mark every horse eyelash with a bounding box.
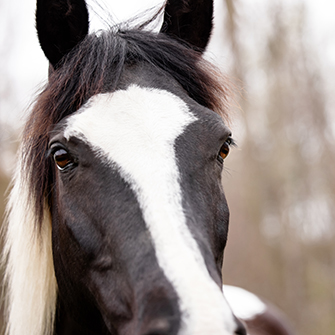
[227,137,237,148]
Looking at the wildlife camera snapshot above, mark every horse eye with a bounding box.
[53,148,74,171]
[217,138,234,164]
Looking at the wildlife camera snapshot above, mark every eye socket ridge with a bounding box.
[49,144,77,171]
[217,136,236,165]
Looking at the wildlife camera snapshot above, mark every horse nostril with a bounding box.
[234,317,247,335]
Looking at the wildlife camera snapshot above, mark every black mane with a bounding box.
[23,27,230,228]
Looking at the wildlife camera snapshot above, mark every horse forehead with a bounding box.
[64,85,197,149]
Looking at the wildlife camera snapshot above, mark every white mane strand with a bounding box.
[3,155,57,335]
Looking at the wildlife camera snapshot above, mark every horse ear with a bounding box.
[36,0,89,69]
[161,0,213,52]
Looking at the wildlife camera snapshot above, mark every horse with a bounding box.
[2,0,247,334]
[224,286,295,335]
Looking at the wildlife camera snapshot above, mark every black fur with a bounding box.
[49,62,229,335]
[162,0,213,51]
[27,27,229,228]
[36,0,89,68]
[50,137,180,334]
[20,1,243,334]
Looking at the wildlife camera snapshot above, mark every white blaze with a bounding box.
[64,85,236,334]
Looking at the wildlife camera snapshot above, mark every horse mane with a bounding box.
[26,28,231,228]
[3,26,230,335]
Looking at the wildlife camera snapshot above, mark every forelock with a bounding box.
[22,27,231,229]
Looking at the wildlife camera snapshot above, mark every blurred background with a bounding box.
[0,0,334,334]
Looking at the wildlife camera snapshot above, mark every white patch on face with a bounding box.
[223,285,267,321]
[64,85,237,334]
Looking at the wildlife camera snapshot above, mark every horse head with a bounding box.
[4,1,245,334]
